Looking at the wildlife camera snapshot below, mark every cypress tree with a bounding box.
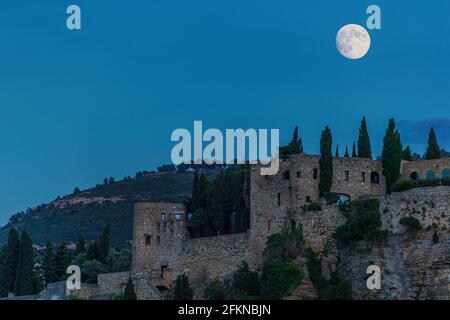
[352,142,357,157]
[0,246,7,297]
[319,126,333,197]
[288,126,303,154]
[403,146,412,161]
[98,225,110,263]
[15,230,34,296]
[42,241,56,285]
[335,145,339,157]
[425,127,441,159]
[357,116,372,159]
[54,242,69,280]
[174,273,194,300]
[382,119,403,192]
[76,235,86,255]
[124,279,137,300]
[344,146,349,157]
[86,241,99,261]
[191,169,201,211]
[5,228,20,293]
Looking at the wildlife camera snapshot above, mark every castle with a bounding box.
[130,154,450,299]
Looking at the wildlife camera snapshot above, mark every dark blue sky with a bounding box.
[0,0,449,224]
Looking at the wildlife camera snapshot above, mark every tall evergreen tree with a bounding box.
[15,230,34,296]
[344,146,349,157]
[86,241,99,261]
[425,127,441,160]
[0,246,7,297]
[54,242,69,280]
[335,145,339,157]
[5,228,20,293]
[288,126,303,154]
[357,116,372,159]
[319,126,333,197]
[403,146,412,161]
[76,235,86,255]
[174,273,194,300]
[352,143,357,157]
[98,225,110,263]
[382,119,403,192]
[190,169,201,211]
[123,279,137,300]
[42,241,56,285]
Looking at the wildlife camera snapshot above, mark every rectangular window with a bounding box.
[157,236,161,246]
[313,168,318,180]
[277,193,281,206]
[283,171,290,180]
[161,213,167,221]
[306,196,311,203]
[344,171,349,181]
[268,220,271,231]
[361,172,366,182]
[297,171,302,178]
[175,213,181,221]
[145,235,152,246]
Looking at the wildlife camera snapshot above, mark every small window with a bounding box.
[306,196,311,203]
[313,168,318,180]
[161,213,167,221]
[268,220,271,231]
[283,171,290,180]
[160,266,167,278]
[361,172,366,182]
[157,236,161,245]
[175,213,181,221]
[277,193,281,206]
[344,171,349,181]
[145,235,152,246]
[297,171,302,178]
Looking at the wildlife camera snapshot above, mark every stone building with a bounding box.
[130,154,450,299]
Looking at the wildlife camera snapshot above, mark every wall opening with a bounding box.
[344,171,350,181]
[277,193,281,206]
[361,172,366,182]
[442,169,450,179]
[297,171,302,178]
[313,168,318,180]
[371,171,380,184]
[145,234,152,246]
[426,170,436,180]
[283,170,290,180]
[410,171,419,181]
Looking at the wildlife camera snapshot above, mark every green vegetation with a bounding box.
[357,116,372,159]
[319,126,333,196]
[304,202,321,211]
[264,226,303,260]
[391,178,449,192]
[259,259,304,300]
[323,192,340,205]
[425,127,441,160]
[402,146,412,161]
[280,126,304,159]
[231,261,260,299]
[352,142,357,157]
[15,230,34,296]
[187,166,250,238]
[334,199,387,248]
[204,279,226,300]
[381,118,403,192]
[399,217,422,235]
[174,273,194,300]
[305,248,352,300]
[123,279,137,300]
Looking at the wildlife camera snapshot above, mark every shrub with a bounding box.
[333,199,387,248]
[418,179,440,187]
[391,179,416,192]
[259,259,304,300]
[231,261,260,299]
[123,279,137,300]
[305,202,321,211]
[264,226,303,260]
[399,217,422,235]
[174,273,194,300]
[204,279,226,300]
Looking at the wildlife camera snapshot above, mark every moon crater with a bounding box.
[336,24,371,60]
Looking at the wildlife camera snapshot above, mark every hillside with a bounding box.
[0,170,219,247]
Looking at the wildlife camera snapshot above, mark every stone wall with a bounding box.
[97,271,130,297]
[401,158,450,180]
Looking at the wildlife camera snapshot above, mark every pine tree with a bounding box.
[15,230,34,296]
[357,116,372,159]
[403,146,412,161]
[98,225,110,263]
[335,145,339,157]
[344,146,349,157]
[382,119,403,192]
[352,142,357,157]
[0,246,7,297]
[76,235,86,255]
[5,228,20,293]
[288,126,303,154]
[123,279,137,300]
[42,241,56,285]
[174,273,194,300]
[425,127,441,160]
[319,126,333,197]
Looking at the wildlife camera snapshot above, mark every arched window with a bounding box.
[426,170,436,180]
[442,169,450,179]
[371,171,380,184]
[410,171,419,181]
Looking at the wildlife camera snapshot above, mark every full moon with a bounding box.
[336,24,371,60]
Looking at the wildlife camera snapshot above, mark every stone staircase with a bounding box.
[286,257,318,300]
